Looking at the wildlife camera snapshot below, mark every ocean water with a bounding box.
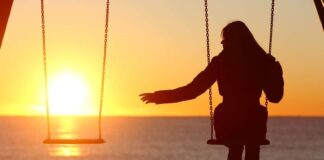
[0,117,323,160]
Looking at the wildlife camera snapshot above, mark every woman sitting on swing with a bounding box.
[140,21,284,160]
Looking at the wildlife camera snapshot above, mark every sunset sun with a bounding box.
[48,71,95,115]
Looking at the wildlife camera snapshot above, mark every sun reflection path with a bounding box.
[48,145,82,157]
[55,117,78,139]
[47,117,83,157]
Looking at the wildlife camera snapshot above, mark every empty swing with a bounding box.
[204,0,276,145]
[41,0,110,144]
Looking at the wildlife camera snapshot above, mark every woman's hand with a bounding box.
[140,92,158,104]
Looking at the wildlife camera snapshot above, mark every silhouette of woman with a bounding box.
[140,21,284,160]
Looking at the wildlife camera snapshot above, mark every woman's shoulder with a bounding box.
[210,50,228,66]
[211,50,225,61]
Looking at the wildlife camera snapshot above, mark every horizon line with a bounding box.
[0,115,323,118]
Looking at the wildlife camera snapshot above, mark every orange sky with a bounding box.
[0,0,323,116]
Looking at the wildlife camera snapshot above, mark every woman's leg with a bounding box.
[227,145,244,160]
[244,145,260,160]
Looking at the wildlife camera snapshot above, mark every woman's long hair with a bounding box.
[221,21,267,58]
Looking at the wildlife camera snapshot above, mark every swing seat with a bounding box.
[43,138,105,144]
[207,139,270,145]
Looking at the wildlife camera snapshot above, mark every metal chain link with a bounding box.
[204,0,214,140]
[268,0,275,56]
[99,0,110,139]
[41,0,51,140]
[265,0,275,108]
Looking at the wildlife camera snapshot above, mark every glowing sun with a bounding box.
[48,71,94,115]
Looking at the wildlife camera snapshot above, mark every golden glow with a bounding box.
[49,145,82,157]
[48,71,95,115]
[0,1,323,116]
[47,118,81,157]
[55,117,77,139]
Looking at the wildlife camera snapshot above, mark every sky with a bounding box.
[0,0,323,116]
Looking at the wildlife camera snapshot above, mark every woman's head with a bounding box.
[221,21,266,56]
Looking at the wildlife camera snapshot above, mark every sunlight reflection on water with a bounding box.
[45,116,99,157]
[56,117,78,139]
[48,145,82,157]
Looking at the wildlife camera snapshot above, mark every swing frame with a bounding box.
[0,0,14,48]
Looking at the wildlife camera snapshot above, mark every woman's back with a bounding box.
[216,49,265,106]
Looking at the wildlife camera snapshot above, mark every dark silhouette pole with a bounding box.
[314,0,324,31]
[0,0,14,49]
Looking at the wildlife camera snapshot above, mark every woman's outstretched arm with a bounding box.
[140,56,220,104]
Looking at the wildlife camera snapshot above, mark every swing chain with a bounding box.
[208,89,213,122]
[204,0,211,63]
[204,0,214,140]
[268,0,275,56]
[266,0,275,108]
[99,0,110,140]
[41,0,51,140]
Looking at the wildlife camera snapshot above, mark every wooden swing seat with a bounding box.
[207,139,270,145]
[43,138,105,144]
